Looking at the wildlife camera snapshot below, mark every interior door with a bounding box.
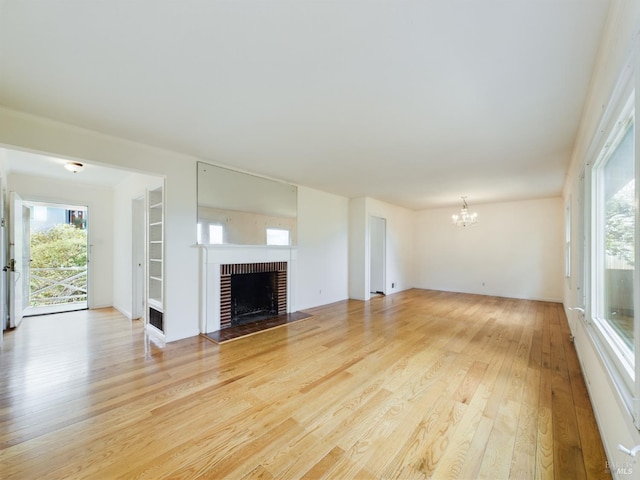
[9,192,30,328]
[132,197,145,320]
[370,216,386,294]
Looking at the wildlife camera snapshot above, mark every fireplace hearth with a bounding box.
[220,262,287,329]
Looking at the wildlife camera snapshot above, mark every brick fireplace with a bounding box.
[220,262,287,329]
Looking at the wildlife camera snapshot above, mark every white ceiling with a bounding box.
[0,0,611,209]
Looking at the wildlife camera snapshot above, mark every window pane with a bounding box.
[601,120,634,353]
[266,228,290,246]
[209,225,224,244]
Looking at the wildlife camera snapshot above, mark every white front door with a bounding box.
[9,192,30,328]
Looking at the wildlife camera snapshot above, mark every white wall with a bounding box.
[414,197,564,302]
[112,172,164,319]
[7,172,115,309]
[348,196,415,301]
[296,186,349,309]
[348,197,367,300]
[562,0,640,472]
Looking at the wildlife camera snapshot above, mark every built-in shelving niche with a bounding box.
[147,185,164,335]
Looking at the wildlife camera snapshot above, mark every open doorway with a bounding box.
[370,215,386,296]
[25,201,88,316]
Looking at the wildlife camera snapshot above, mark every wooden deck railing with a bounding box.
[30,267,87,306]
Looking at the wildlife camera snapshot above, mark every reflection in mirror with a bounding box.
[197,162,297,245]
[267,228,291,246]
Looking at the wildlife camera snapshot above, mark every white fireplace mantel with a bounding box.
[199,245,297,333]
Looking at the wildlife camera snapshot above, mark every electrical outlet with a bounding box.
[391,282,395,288]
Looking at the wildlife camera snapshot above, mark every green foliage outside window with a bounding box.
[30,224,87,306]
[605,181,635,268]
[31,224,87,268]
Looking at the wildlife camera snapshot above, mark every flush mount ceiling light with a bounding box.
[452,196,478,227]
[64,161,84,173]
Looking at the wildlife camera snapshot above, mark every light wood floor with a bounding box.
[0,289,610,479]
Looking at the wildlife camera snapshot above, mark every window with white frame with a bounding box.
[590,92,638,421]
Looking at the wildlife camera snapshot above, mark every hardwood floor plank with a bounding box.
[300,445,345,479]
[550,321,587,479]
[535,413,555,480]
[0,290,610,479]
[510,364,541,478]
[477,399,521,478]
[457,414,495,479]
[575,405,610,478]
[452,360,488,405]
[429,384,488,479]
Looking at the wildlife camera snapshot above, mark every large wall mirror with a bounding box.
[197,162,297,245]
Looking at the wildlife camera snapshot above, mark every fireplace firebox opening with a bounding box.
[220,262,287,329]
[231,272,277,325]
